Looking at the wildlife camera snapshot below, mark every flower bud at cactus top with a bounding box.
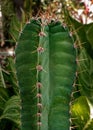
[15,19,76,130]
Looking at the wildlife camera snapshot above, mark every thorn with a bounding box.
[37,113,42,117]
[32,112,42,117]
[36,65,43,71]
[73,90,81,94]
[76,58,88,63]
[71,117,78,120]
[78,69,87,74]
[71,93,74,99]
[69,102,72,106]
[71,25,83,34]
[74,43,78,48]
[70,125,79,129]
[69,100,75,106]
[39,32,46,37]
[80,42,86,45]
[36,65,47,73]
[37,47,44,53]
[41,23,47,26]
[72,83,76,87]
[75,71,78,77]
[62,23,67,28]
[30,67,36,71]
[37,122,42,126]
[71,90,81,97]
[74,42,86,49]
[31,50,37,54]
[37,93,42,98]
[26,20,30,24]
[76,58,79,64]
[69,31,73,37]
[36,82,42,88]
[31,85,37,93]
[37,103,42,108]
[69,110,72,114]
[69,118,72,123]
[73,83,82,87]
[33,93,42,99]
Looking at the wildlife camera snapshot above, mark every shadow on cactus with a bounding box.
[15,14,76,130]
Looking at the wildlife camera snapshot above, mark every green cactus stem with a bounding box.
[15,19,76,130]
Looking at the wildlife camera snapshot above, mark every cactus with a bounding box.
[15,19,76,130]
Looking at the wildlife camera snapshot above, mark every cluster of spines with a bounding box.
[36,82,42,129]
[36,25,46,129]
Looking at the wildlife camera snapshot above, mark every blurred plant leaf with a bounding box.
[0,95,20,127]
[9,16,21,43]
[0,66,6,88]
[24,0,33,18]
[3,57,19,95]
[1,0,15,44]
[0,87,9,115]
[71,96,90,130]
[72,18,93,58]
[7,57,19,95]
[83,119,93,130]
[63,11,93,59]
[78,48,93,106]
[86,24,93,49]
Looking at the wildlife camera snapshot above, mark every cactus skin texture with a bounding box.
[15,19,76,130]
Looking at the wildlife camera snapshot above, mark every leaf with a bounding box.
[3,57,19,95]
[0,87,9,114]
[67,15,93,59]
[83,119,93,130]
[0,65,6,88]
[9,16,21,43]
[86,24,93,49]
[0,95,20,126]
[78,48,93,105]
[71,96,90,130]
[7,57,19,95]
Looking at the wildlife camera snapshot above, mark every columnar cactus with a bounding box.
[15,18,76,130]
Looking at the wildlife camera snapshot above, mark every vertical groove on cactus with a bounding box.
[15,19,76,130]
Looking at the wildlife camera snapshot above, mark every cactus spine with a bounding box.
[15,19,76,130]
